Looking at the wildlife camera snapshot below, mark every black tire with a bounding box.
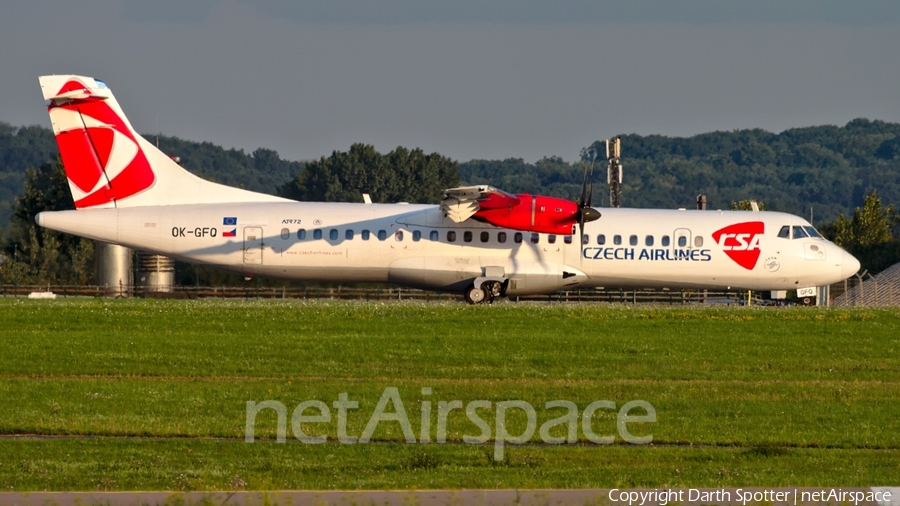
[464,284,487,304]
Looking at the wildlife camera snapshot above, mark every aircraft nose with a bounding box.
[841,250,861,279]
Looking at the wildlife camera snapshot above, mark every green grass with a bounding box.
[0,299,898,489]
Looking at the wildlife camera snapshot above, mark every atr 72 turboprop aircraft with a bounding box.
[35,75,860,303]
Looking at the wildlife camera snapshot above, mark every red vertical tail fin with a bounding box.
[39,75,289,208]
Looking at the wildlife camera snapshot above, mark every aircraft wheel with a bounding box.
[485,281,503,301]
[465,285,487,304]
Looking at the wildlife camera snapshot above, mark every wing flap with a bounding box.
[440,185,522,223]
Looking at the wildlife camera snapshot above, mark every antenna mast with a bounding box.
[606,137,622,208]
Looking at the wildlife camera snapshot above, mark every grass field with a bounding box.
[0,299,898,490]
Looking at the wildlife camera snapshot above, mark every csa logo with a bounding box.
[712,221,764,270]
[50,79,155,208]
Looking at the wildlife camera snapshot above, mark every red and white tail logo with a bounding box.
[46,78,154,208]
[712,221,764,270]
[40,75,290,209]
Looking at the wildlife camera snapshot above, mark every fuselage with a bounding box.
[37,202,860,295]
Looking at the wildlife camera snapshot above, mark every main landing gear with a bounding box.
[464,279,505,304]
[465,284,487,304]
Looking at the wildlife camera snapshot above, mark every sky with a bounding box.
[2,1,899,163]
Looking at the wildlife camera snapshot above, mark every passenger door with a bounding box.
[243,226,263,265]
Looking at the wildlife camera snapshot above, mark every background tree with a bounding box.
[152,135,303,193]
[730,200,769,211]
[823,191,900,273]
[459,157,584,202]
[0,122,60,232]
[280,143,459,204]
[0,125,303,232]
[611,119,900,220]
[4,118,900,282]
[1,159,94,285]
[5,119,900,229]
[826,191,897,248]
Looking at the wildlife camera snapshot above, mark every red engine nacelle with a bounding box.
[473,193,579,235]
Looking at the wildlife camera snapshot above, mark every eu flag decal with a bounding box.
[223,229,237,237]
[223,217,237,226]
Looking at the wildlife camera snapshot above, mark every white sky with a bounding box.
[2,1,899,163]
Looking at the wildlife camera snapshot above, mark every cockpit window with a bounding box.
[777,226,790,239]
[804,226,823,238]
[792,226,809,239]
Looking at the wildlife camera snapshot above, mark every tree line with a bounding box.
[1,118,899,285]
[0,123,303,236]
[0,142,459,286]
[462,118,900,223]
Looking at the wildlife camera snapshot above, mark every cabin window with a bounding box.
[395,231,404,241]
[463,231,473,242]
[280,228,290,240]
[481,231,490,243]
[548,235,557,244]
[804,226,823,238]
[413,230,422,241]
[678,235,687,247]
[329,229,338,240]
[530,233,540,244]
[498,232,507,243]
[430,230,438,241]
[514,232,523,244]
[345,229,354,240]
[313,229,323,240]
[694,236,704,247]
[792,226,809,239]
[597,234,606,245]
[378,230,387,241]
[629,235,638,246]
[661,235,670,247]
[447,231,456,242]
[297,229,307,240]
[777,226,790,239]
[645,235,654,246]
[361,230,370,241]
[564,235,573,244]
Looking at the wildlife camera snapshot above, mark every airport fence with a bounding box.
[831,264,900,307]
[0,284,800,306]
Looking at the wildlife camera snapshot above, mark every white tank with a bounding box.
[139,253,175,293]
[95,242,133,297]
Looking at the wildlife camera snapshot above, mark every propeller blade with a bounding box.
[586,152,596,208]
[576,206,600,255]
[577,149,599,255]
[577,212,585,254]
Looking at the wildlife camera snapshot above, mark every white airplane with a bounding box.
[35,75,860,303]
